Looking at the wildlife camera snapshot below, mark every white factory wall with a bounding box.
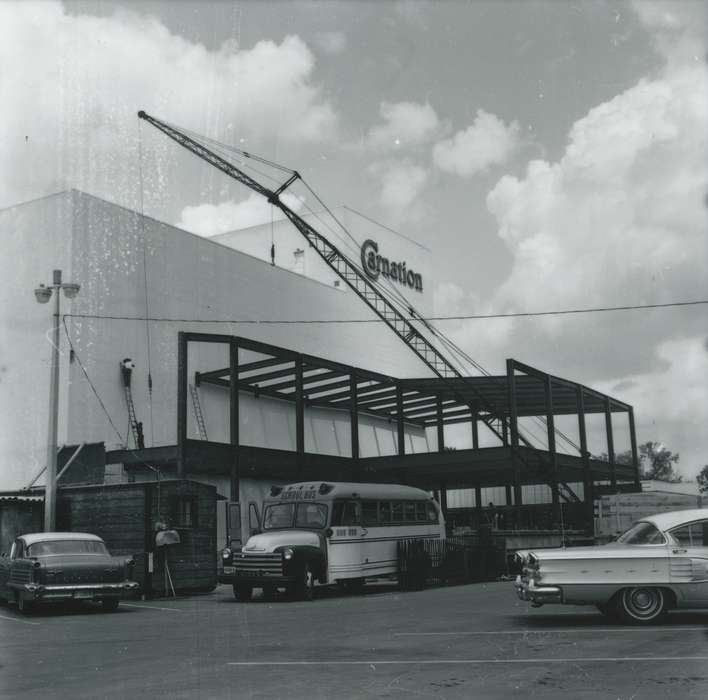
[0,191,433,490]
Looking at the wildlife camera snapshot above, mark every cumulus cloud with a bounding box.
[0,2,337,209]
[594,336,708,478]
[366,101,441,150]
[176,192,304,237]
[369,160,429,217]
[432,110,520,177]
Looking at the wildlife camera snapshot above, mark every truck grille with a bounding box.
[234,553,283,577]
[10,567,32,584]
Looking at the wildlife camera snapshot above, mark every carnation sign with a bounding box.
[360,239,423,292]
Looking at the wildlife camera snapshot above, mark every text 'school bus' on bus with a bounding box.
[218,482,445,601]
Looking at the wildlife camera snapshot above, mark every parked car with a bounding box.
[515,509,708,623]
[0,532,139,614]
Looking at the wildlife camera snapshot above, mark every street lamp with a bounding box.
[34,269,81,532]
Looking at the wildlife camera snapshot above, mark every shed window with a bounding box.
[173,496,198,528]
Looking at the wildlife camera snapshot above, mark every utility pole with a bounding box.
[35,269,80,531]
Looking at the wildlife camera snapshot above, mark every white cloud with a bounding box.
[314,31,347,55]
[595,336,708,479]
[0,2,337,209]
[366,101,441,150]
[432,109,520,177]
[176,192,303,237]
[369,160,429,217]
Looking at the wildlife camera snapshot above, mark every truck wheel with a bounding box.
[17,595,33,615]
[618,587,665,624]
[233,583,253,602]
[102,599,120,612]
[293,564,315,601]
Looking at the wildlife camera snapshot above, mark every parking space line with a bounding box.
[394,627,706,636]
[227,656,708,666]
[0,613,40,625]
[122,603,183,612]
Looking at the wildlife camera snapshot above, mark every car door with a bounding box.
[0,540,21,600]
[668,518,708,605]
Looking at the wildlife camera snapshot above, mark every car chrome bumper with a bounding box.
[218,566,294,586]
[515,575,562,605]
[12,580,139,602]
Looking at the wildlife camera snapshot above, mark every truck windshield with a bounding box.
[616,521,666,545]
[263,503,328,530]
[26,540,109,556]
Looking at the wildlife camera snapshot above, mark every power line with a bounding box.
[63,299,708,326]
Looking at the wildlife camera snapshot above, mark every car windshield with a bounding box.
[616,521,666,545]
[26,540,109,556]
[263,503,328,530]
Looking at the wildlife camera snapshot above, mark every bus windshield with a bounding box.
[263,502,328,530]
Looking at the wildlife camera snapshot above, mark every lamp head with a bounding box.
[34,284,52,304]
[62,282,81,299]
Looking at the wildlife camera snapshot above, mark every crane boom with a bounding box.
[137,110,580,503]
[138,110,460,380]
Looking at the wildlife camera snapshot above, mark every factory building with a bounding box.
[0,189,640,557]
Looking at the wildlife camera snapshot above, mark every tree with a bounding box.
[639,441,682,482]
[696,465,708,494]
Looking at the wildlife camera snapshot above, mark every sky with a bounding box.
[1,0,706,478]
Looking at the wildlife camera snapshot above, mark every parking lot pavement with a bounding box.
[1,582,707,699]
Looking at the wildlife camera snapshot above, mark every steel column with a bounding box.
[350,373,359,478]
[507,360,522,509]
[577,387,593,530]
[295,356,305,478]
[628,408,640,488]
[176,332,188,479]
[544,374,560,519]
[605,398,616,489]
[396,384,405,456]
[436,395,445,452]
[229,339,240,502]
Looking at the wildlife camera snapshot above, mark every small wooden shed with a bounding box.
[56,479,217,597]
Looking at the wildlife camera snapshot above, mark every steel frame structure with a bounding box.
[103,332,641,518]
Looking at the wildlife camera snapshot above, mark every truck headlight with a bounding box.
[222,548,232,560]
[283,548,294,560]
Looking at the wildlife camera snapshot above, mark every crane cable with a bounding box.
[138,119,155,447]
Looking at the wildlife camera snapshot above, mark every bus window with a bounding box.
[404,502,416,522]
[332,501,360,526]
[426,502,438,523]
[415,502,427,521]
[363,500,378,526]
[295,503,328,529]
[379,501,391,524]
[392,501,403,523]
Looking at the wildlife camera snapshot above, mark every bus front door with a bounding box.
[328,500,364,583]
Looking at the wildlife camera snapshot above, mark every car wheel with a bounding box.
[233,583,253,602]
[102,599,120,612]
[293,564,315,601]
[618,587,665,624]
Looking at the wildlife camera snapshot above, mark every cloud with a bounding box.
[313,31,347,55]
[432,110,520,177]
[0,2,337,209]
[366,101,441,150]
[176,192,303,237]
[368,160,429,217]
[594,335,708,478]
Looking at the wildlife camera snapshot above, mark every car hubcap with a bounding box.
[625,588,662,619]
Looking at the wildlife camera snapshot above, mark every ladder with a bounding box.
[123,384,140,448]
[189,383,208,440]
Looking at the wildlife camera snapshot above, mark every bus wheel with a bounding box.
[294,564,315,601]
[233,583,253,602]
